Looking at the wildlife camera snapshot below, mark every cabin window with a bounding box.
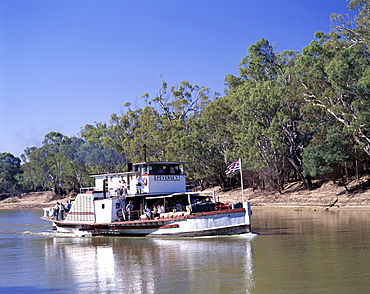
[102,204,105,209]
[116,203,120,209]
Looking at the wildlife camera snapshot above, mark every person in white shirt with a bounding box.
[158,205,165,215]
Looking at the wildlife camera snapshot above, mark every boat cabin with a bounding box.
[88,161,187,197]
[43,161,232,225]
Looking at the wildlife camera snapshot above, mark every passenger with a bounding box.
[126,201,134,221]
[116,181,122,195]
[58,203,65,220]
[143,205,151,219]
[165,200,170,212]
[136,176,143,194]
[54,202,59,220]
[157,167,165,174]
[117,209,124,221]
[152,205,159,219]
[66,201,72,213]
[158,205,165,215]
[175,201,182,212]
[161,166,168,174]
[121,180,127,195]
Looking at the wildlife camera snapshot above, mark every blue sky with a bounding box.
[1,0,350,157]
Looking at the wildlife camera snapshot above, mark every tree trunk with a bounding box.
[287,157,312,190]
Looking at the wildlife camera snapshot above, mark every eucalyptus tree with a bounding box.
[297,1,370,158]
[20,133,68,194]
[21,132,88,194]
[41,132,72,194]
[226,39,311,191]
[0,152,21,194]
[143,80,214,160]
[107,105,166,162]
[59,136,90,191]
[146,80,213,122]
[74,141,127,175]
[302,126,355,184]
[19,147,39,191]
[177,96,237,188]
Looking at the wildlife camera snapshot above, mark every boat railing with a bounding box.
[118,209,190,222]
[79,187,123,197]
[80,187,96,193]
[42,207,69,220]
[42,207,54,218]
[116,209,142,222]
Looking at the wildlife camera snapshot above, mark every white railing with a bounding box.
[79,187,96,193]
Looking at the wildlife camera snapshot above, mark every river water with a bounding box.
[1,208,370,293]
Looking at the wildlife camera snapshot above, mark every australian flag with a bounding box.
[225,159,241,175]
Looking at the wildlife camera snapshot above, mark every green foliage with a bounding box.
[177,96,237,187]
[3,2,370,194]
[303,130,353,178]
[297,2,370,157]
[225,39,311,191]
[0,153,21,193]
[3,197,19,203]
[20,132,127,195]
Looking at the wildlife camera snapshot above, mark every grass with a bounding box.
[3,197,19,203]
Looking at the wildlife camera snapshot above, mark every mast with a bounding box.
[239,158,244,203]
[143,144,148,162]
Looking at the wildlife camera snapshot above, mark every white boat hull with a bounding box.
[43,208,251,237]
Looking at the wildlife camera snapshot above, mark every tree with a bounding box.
[302,128,354,184]
[177,96,237,188]
[297,1,370,157]
[20,132,70,194]
[143,80,215,161]
[86,106,166,162]
[226,39,311,191]
[0,153,21,194]
[76,142,127,175]
[145,80,213,122]
[89,80,216,164]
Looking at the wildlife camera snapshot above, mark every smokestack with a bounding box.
[143,144,147,162]
[103,178,107,199]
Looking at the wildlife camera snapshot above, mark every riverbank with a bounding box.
[1,176,370,210]
[0,191,71,210]
[215,175,370,210]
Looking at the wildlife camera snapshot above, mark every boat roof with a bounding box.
[89,162,189,178]
[144,191,214,199]
[132,161,188,166]
[89,171,137,178]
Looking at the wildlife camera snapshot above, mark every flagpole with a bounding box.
[239,158,244,203]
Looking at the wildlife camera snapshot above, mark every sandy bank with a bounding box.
[1,176,370,210]
[208,175,370,210]
[0,191,71,210]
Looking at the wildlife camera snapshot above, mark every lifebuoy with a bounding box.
[143,177,148,186]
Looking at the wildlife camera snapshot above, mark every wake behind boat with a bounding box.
[41,161,252,237]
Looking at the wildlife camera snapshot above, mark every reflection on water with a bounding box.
[251,209,370,294]
[2,209,370,293]
[44,235,255,293]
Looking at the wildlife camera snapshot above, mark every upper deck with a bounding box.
[87,161,188,197]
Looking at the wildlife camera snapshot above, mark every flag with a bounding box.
[225,159,241,175]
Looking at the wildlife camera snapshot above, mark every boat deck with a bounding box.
[42,207,246,225]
